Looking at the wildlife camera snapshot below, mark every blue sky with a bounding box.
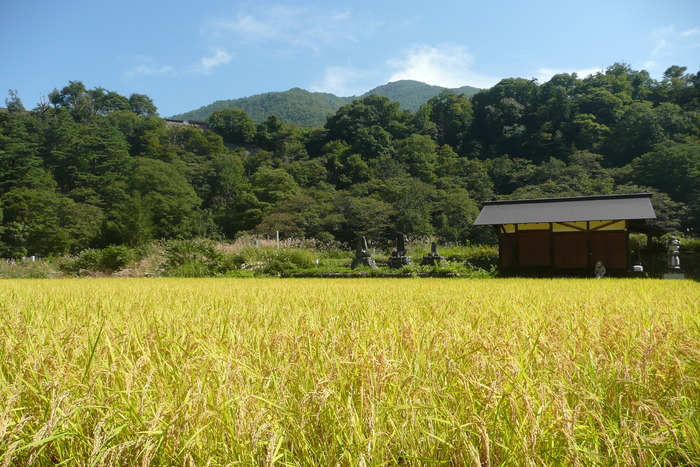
[2,0,699,117]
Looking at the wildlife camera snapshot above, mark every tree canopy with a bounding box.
[1,66,698,257]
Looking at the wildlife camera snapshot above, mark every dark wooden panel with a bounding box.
[499,233,514,267]
[517,231,551,267]
[590,232,628,270]
[553,233,589,269]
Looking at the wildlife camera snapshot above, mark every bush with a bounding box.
[0,258,62,278]
[258,248,317,276]
[230,247,318,276]
[99,245,136,272]
[72,249,103,273]
[58,246,137,276]
[160,240,223,277]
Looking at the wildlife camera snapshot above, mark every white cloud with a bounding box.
[309,66,374,97]
[190,49,232,74]
[651,26,700,57]
[207,6,362,54]
[218,13,279,40]
[651,26,675,57]
[125,63,174,78]
[387,44,498,89]
[311,43,500,96]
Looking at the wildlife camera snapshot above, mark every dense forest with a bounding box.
[1,63,699,259]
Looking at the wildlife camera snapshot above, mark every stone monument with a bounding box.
[351,236,378,269]
[388,233,412,269]
[421,241,446,266]
[663,236,684,279]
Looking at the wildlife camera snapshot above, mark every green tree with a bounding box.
[630,141,699,206]
[349,125,395,161]
[89,88,131,115]
[486,155,536,195]
[433,188,480,243]
[655,66,696,107]
[2,186,104,255]
[435,149,494,201]
[575,88,627,128]
[566,113,610,152]
[256,190,342,240]
[208,108,257,144]
[0,111,45,191]
[325,94,411,143]
[471,78,538,157]
[394,134,438,183]
[128,93,158,116]
[5,89,26,112]
[250,167,300,204]
[284,158,328,188]
[371,177,437,239]
[335,195,395,245]
[421,89,473,150]
[605,102,697,166]
[48,81,95,122]
[130,158,203,239]
[206,153,262,236]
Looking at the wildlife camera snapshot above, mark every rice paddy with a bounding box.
[1,278,699,465]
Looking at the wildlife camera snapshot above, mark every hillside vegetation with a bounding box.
[170,87,351,126]
[0,63,698,261]
[169,80,481,125]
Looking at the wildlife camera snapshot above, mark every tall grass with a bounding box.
[1,278,699,465]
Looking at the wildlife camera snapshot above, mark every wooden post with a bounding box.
[647,232,654,274]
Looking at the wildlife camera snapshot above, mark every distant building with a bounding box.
[474,193,660,276]
[163,119,209,130]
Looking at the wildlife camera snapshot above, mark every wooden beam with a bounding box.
[590,220,623,231]
[555,222,587,232]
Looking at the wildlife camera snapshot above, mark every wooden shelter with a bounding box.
[474,193,657,275]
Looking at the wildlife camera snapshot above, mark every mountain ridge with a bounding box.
[169,80,481,127]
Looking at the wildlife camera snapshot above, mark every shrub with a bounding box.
[59,246,137,275]
[73,249,103,272]
[98,245,136,272]
[231,247,318,276]
[160,240,223,277]
[0,258,62,278]
[256,248,317,276]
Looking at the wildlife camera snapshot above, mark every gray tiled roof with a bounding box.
[474,193,656,225]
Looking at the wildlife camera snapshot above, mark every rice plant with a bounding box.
[0,278,698,465]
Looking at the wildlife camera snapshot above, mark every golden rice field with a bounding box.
[1,278,699,466]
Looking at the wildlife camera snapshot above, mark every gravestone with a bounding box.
[351,236,378,269]
[388,233,412,269]
[421,241,446,266]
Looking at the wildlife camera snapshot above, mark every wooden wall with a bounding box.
[498,223,629,273]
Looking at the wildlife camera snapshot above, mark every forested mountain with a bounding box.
[169,80,481,125]
[1,64,699,259]
[170,87,350,127]
[364,81,479,112]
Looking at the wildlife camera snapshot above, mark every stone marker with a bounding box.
[421,241,446,266]
[351,236,378,269]
[388,233,412,269]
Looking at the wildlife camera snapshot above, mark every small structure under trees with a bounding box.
[474,193,658,276]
